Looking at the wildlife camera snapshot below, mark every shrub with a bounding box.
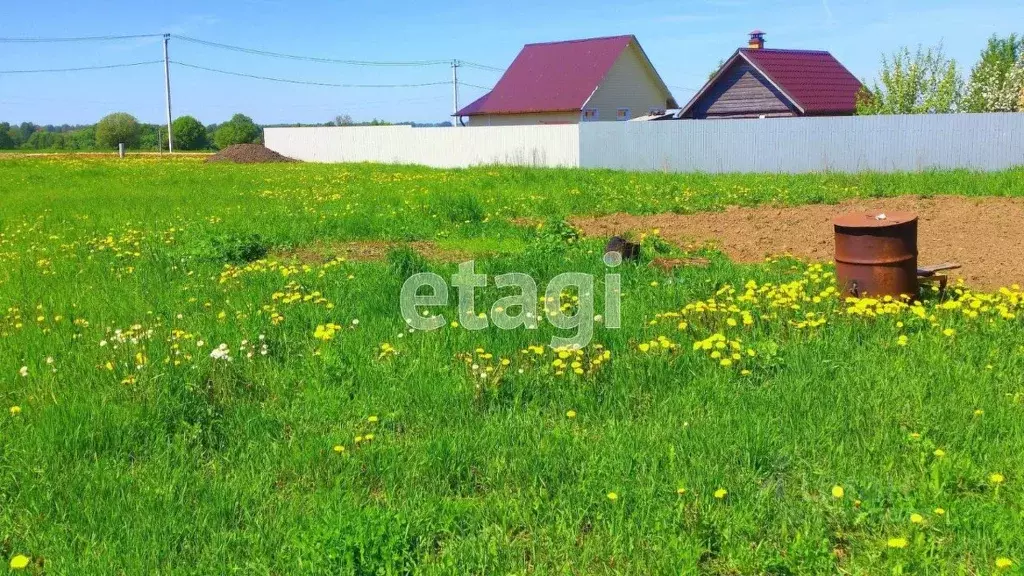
[172,116,208,151]
[213,114,261,149]
[95,112,141,149]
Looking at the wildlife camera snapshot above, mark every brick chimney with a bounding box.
[748,29,765,50]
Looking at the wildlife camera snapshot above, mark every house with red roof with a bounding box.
[456,35,677,126]
[677,31,864,119]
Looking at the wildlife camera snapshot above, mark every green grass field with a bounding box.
[1,156,1023,574]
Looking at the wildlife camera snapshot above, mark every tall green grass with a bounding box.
[0,157,1022,574]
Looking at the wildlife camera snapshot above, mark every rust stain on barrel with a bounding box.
[833,211,918,298]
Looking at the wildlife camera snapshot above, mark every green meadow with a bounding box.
[1,156,1023,574]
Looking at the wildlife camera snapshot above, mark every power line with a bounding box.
[0,33,162,43]
[460,61,504,72]
[172,61,450,88]
[0,60,163,74]
[172,34,448,67]
[460,82,491,90]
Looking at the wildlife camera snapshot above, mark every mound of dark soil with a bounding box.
[205,144,296,164]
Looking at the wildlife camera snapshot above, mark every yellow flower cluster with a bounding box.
[690,333,756,368]
[313,323,341,341]
[641,263,1024,376]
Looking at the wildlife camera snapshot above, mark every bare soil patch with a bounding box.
[206,144,295,164]
[272,241,470,264]
[572,195,1024,290]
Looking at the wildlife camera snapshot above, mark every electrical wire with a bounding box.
[0,33,162,43]
[172,60,450,88]
[460,61,503,72]
[460,82,491,90]
[0,60,163,74]
[172,35,448,67]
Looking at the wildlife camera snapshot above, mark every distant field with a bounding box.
[1,157,1023,574]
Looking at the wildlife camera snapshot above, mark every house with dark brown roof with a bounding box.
[457,35,677,126]
[678,31,864,119]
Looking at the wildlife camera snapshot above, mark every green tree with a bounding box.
[24,131,62,150]
[213,114,261,149]
[95,112,141,149]
[0,123,14,149]
[171,116,208,150]
[857,44,963,115]
[67,126,96,150]
[964,34,1024,112]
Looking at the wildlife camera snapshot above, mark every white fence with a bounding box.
[264,114,1024,173]
[579,113,1024,173]
[264,125,579,168]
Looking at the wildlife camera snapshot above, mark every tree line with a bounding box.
[0,112,453,151]
[858,34,1024,114]
[0,113,264,151]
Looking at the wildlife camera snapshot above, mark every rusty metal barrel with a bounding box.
[833,211,918,298]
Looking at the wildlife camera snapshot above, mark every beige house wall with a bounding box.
[465,111,580,126]
[583,43,674,121]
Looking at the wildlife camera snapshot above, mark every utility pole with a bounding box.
[163,33,174,152]
[451,59,460,128]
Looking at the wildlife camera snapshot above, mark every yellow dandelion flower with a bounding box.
[990,473,1005,484]
[942,328,955,337]
[831,485,844,499]
[566,410,577,419]
[933,449,946,458]
[933,508,945,516]
[607,492,618,501]
[9,405,21,416]
[676,487,687,495]
[887,537,908,549]
[996,558,1013,569]
[974,409,984,416]
[367,415,378,423]
[714,488,728,499]
[332,445,345,453]
[363,433,374,441]
[910,513,924,524]
[9,555,30,570]
[638,343,650,352]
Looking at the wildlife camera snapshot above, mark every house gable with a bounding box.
[584,42,677,121]
[682,58,797,119]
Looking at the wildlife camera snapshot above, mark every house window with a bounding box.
[616,108,631,121]
[581,109,599,122]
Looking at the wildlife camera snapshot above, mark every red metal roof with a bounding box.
[457,35,637,116]
[737,48,864,114]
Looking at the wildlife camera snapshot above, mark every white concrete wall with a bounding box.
[265,125,579,168]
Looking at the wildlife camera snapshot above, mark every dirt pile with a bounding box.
[572,195,1024,290]
[205,144,296,164]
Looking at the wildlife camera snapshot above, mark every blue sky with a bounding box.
[2,0,1022,125]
